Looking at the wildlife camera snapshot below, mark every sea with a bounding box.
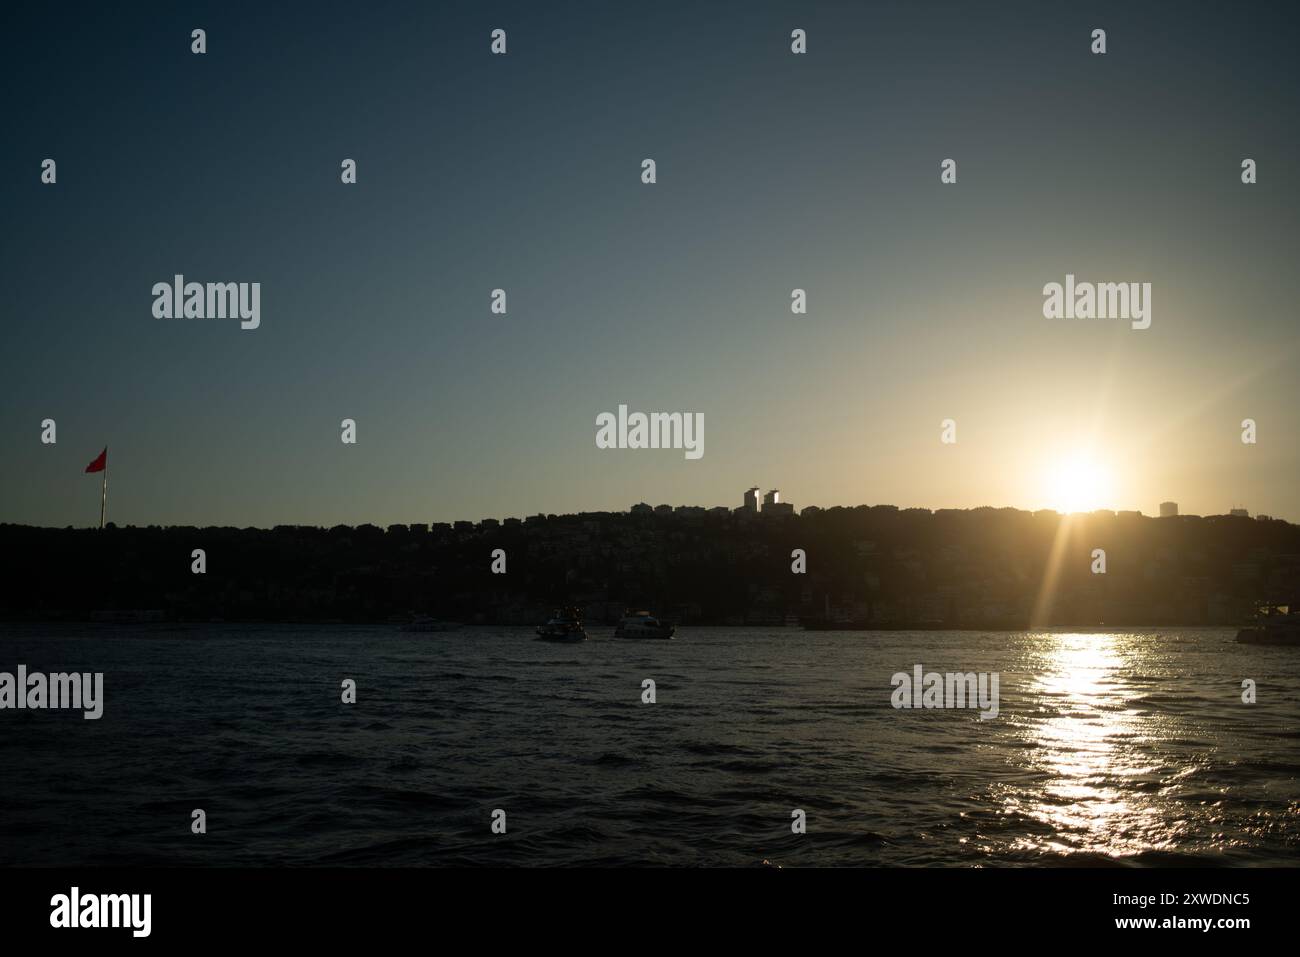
[1,624,1296,867]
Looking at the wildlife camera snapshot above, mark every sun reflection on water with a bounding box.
[1003,632,1184,858]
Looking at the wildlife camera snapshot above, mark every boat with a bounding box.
[90,609,166,623]
[399,616,461,633]
[801,618,873,631]
[1236,604,1300,645]
[536,608,588,642]
[613,611,675,639]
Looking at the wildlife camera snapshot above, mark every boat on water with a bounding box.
[614,611,675,639]
[399,616,461,633]
[91,609,166,624]
[800,618,873,631]
[1236,604,1300,645]
[536,608,588,642]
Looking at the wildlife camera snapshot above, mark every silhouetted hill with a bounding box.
[2,506,1298,627]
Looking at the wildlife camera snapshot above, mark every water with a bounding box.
[1,624,1296,866]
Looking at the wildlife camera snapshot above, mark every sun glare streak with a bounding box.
[1029,513,1075,628]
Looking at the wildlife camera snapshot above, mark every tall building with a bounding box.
[743,487,761,512]
[1159,501,1179,518]
[1229,507,1249,518]
[762,489,794,515]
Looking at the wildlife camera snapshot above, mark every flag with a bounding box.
[85,447,107,473]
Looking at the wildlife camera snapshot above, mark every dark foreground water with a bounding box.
[1,624,1296,866]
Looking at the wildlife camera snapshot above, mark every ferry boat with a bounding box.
[613,611,675,639]
[536,608,588,642]
[399,616,461,633]
[1236,604,1300,646]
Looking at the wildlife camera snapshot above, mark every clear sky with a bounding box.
[3,1,1298,527]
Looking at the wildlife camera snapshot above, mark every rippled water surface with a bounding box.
[1,624,1296,866]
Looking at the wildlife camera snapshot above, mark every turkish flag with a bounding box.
[85,447,107,473]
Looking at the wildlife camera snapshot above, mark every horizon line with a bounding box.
[2,502,1293,533]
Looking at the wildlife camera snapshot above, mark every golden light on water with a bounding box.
[1002,632,1186,858]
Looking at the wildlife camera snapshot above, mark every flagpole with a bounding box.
[100,453,107,530]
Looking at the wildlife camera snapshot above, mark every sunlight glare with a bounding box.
[1044,454,1114,513]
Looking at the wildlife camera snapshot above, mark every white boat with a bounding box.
[536,609,588,642]
[400,616,461,633]
[614,611,675,639]
[1236,604,1300,646]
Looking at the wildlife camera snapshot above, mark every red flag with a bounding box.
[85,447,107,473]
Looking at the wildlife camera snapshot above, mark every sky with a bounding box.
[2,0,1298,527]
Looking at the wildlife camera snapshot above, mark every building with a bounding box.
[756,489,793,516]
[1159,501,1179,518]
[743,487,760,512]
[1229,506,1249,518]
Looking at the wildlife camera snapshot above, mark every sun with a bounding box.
[1043,454,1114,513]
